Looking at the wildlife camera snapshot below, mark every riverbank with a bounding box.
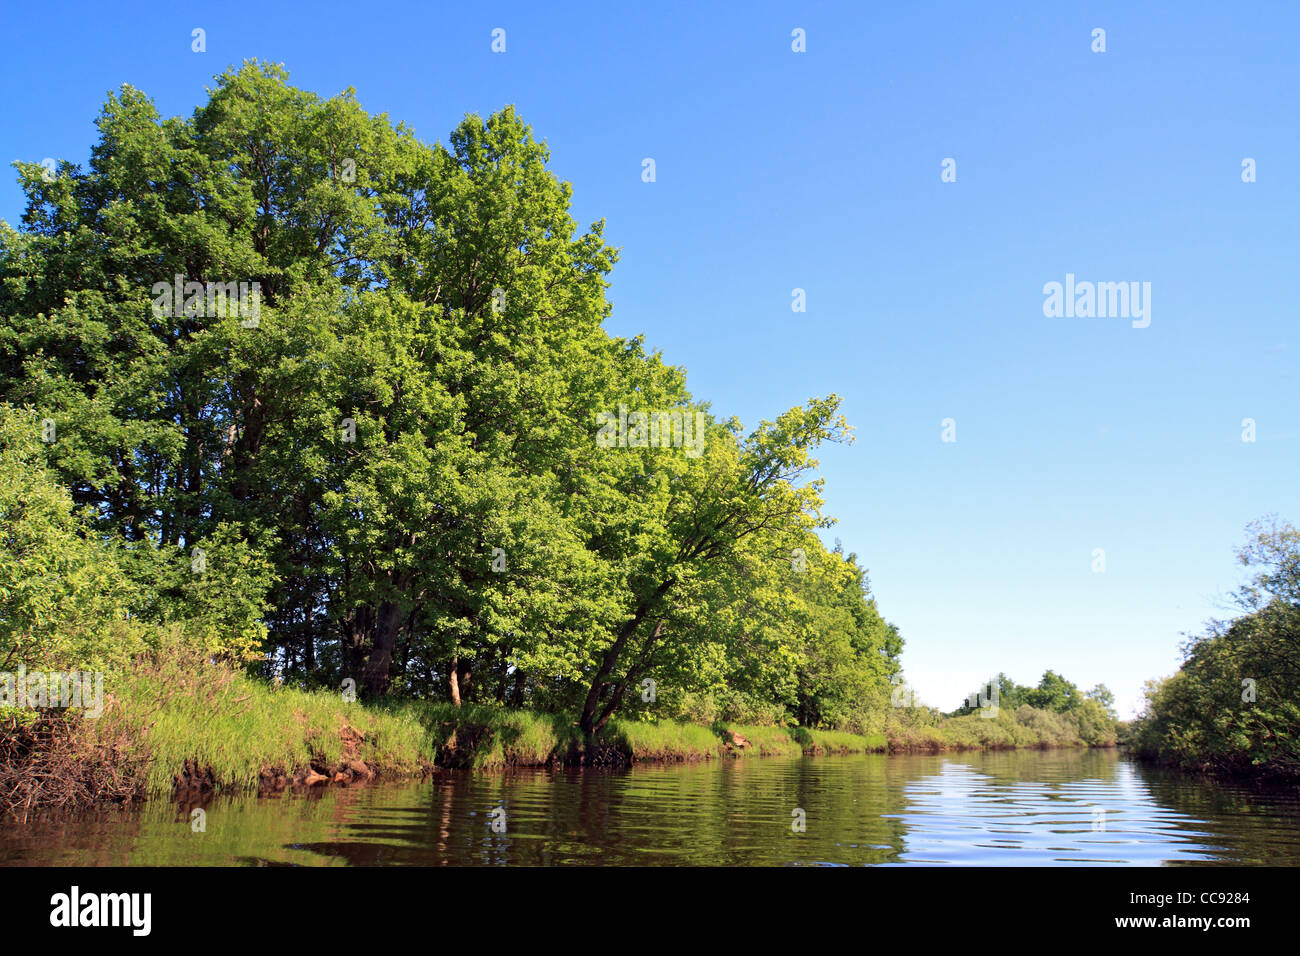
[3,655,1120,814]
[426,701,887,770]
[1,656,437,814]
[0,658,884,813]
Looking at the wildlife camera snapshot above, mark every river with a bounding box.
[2,749,1298,865]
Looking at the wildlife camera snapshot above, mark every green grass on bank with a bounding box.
[70,659,892,790]
[46,653,1111,800]
[723,724,805,756]
[804,727,889,754]
[420,709,886,765]
[418,702,579,769]
[87,653,436,794]
[609,717,721,761]
[883,703,1117,753]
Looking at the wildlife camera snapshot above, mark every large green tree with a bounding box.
[1,62,901,730]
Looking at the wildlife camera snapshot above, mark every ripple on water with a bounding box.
[2,751,1298,865]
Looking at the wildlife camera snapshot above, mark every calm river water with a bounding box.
[3,749,1299,866]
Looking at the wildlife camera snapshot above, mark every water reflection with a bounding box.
[2,751,1298,866]
[892,756,1217,865]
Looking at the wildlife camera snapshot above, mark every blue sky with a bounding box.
[3,1,1297,716]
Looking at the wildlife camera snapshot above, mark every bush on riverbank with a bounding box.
[1130,519,1300,783]
[882,695,1117,753]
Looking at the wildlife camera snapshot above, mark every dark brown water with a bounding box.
[3,750,1299,866]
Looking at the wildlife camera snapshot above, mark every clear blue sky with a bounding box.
[3,1,1297,717]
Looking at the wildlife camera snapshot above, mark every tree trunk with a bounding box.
[343,613,368,688]
[495,658,508,704]
[449,655,462,707]
[511,667,526,708]
[592,620,664,733]
[361,601,403,697]
[456,658,473,702]
[580,585,672,735]
[580,642,623,736]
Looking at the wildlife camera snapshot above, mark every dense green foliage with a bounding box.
[1,62,904,736]
[877,668,1118,751]
[934,670,1119,747]
[0,404,273,672]
[1131,518,1300,780]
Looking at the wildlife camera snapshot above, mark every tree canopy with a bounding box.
[1,62,903,735]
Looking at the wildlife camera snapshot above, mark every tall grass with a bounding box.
[607,717,719,760]
[720,723,804,757]
[51,647,1103,806]
[804,727,887,754]
[90,654,434,793]
[417,702,578,769]
[883,703,1098,753]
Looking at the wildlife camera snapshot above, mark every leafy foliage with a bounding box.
[1131,518,1300,779]
[0,63,903,733]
